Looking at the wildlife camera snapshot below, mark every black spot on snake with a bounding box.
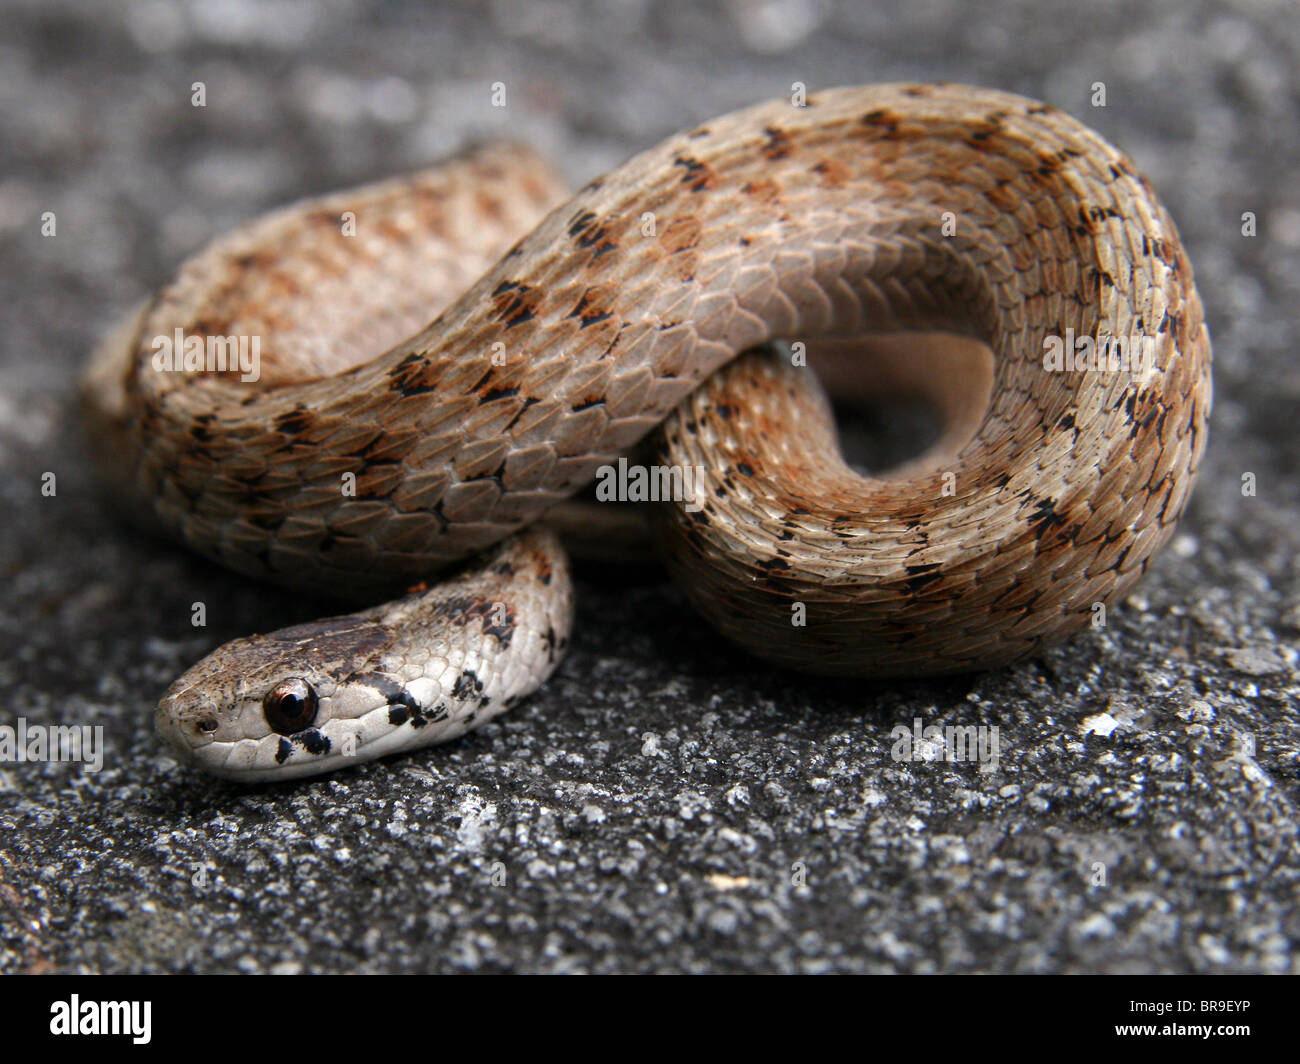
[671,155,713,191]
[504,305,535,329]
[761,126,793,160]
[433,597,515,647]
[353,671,422,727]
[479,385,520,404]
[481,608,514,646]
[388,353,438,396]
[292,728,331,756]
[905,571,943,594]
[274,407,314,435]
[567,210,597,237]
[189,413,214,441]
[1028,496,1064,530]
[859,109,903,137]
[1088,266,1116,290]
[569,212,613,254]
[451,669,483,701]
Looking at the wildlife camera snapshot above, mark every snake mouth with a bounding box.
[154,712,197,764]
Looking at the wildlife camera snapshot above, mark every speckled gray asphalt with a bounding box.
[1,0,1297,974]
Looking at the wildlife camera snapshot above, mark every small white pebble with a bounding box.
[1074,913,1116,938]
[1224,647,1287,676]
[1080,712,1121,737]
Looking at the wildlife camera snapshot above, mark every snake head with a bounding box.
[155,615,388,782]
[155,528,574,781]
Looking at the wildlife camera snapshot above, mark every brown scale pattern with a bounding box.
[84,84,1211,675]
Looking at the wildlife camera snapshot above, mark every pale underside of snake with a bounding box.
[82,84,1211,782]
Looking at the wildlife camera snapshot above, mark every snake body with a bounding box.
[82,84,1211,781]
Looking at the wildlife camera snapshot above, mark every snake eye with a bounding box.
[263,678,318,735]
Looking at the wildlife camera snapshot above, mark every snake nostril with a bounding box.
[197,716,218,733]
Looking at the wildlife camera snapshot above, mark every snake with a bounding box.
[81,84,1211,782]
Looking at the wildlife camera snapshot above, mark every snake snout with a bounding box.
[154,686,221,761]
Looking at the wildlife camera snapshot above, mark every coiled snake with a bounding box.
[82,84,1211,781]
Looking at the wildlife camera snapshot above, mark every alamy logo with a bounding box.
[0,718,104,772]
[49,996,151,1044]
[1042,328,1157,381]
[890,717,1000,773]
[151,327,261,382]
[594,457,707,512]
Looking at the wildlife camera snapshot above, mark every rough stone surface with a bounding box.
[1,0,1297,974]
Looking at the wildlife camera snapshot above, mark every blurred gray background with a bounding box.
[1,0,1296,973]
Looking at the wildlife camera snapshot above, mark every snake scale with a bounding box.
[82,84,1211,781]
